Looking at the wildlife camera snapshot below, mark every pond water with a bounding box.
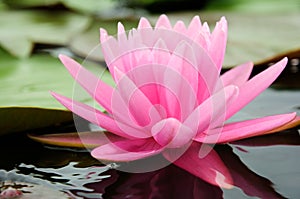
[0,127,299,199]
[1,63,300,199]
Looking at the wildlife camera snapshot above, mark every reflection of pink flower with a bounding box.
[51,15,297,188]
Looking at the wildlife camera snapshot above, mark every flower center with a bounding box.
[151,118,196,148]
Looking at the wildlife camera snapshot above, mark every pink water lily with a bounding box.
[51,15,298,188]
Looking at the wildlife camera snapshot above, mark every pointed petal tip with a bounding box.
[268,57,288,74]
[277,57,288,66]
[214,170,234,189]
[220,16,227,23]
[99,28,107,36]
[50,91,58,97]
[155,14,172,29]
[138,17,152,29]
[58,54,73,65]
[192,15,200,21]
[50,92,71,109]
[58,54,65,60]
[117,22,125,33]
[100,28,108,43]
[214,16,228,33]
[281,57,288,64]
[160,14,168,18]
[188,15,202,28]
[50,91,65,102]
[289,112,297,119]
[58,54,70,63]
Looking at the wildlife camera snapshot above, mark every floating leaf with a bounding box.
[28,131,108,149]
[62,0,117,14]
[2,0,61,7]
[0,49,111,134]
[0,50,74,108]
[267,116,300,133]
[206,0,300,13]
[0,10,91,57]
[3,0,117,15]
[1,107,72,136]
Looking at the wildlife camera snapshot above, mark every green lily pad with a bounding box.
[62,0,117,14]
[0,49,111,135]
[0,50,73,108]
[206,0,300,13]
[0,10,91,58]
[1,107,72,136]
[2,0,117,14]
[2,0,61,7]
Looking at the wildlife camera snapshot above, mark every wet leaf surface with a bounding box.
[0,48,114,134]
[0,50,74,134]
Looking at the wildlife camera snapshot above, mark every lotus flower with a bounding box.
[51,15,298,188]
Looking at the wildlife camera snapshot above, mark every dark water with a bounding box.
[1,61,300,198]
[0,127,300,199]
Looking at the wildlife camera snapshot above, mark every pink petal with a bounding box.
[91,138,163,161]
[187,16,202,38]
[163,142,233,188]
[226,58,288,119]
[201,22,210,34]
[231,117,300,146]
[151,39,170,65]
[117,22,125,34]
[163,42,199,119]
[111,64,168,125]
[51,92,139,139]
[151,118,195,148]
[113,68,161,127]
[221,62,253,87]
[184,85,239,136]
[138,17,152,29]
[58,55,113,113]
[194,112,296,143]
[173,20,187,34]
[193,32,209,50]
[189,46,220,104]
[100,31,122,75]
[155,14,172,29]
[209,17,228,71]
[267,115,300,133]
[28,131,124,149]
[100,28,109,44]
